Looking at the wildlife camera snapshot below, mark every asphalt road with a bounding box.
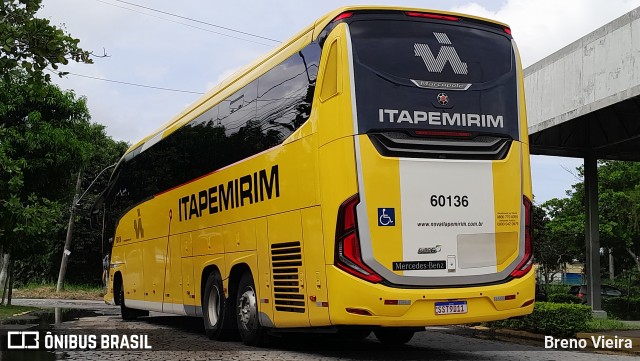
[7,299,639,361]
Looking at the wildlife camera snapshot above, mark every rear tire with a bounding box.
[202,271,235,340]
[374,329,415,345]
[235,272,266,346]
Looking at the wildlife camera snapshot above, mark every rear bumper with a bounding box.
[326,266,535,327]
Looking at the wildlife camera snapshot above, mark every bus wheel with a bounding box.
[236,272,265,346]
[118,282,139,321]
[374,329,415,345]
[202,271,231,340]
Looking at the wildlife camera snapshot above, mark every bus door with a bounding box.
[162,234,182,313]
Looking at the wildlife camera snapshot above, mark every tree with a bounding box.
[595,161,640,273]
[538,161,640,283]
[534,198,583,286]
[0,0,92,85]
[0,70,126,299]
[54,130,127,287]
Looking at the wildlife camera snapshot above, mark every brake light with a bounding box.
[335,195,383,283]
[405,11,460,21]
[510,195,533,277]
[415,130,472,138]
[332,12,353,22]
[504,27,512,35]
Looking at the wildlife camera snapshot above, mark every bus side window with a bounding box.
[256,43,320,139]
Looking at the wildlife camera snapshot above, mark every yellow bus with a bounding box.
[95,6,534,346]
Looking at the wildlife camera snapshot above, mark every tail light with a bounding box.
[405,11,460,21]
[414,130,472,138]
[335,195,383,283]
[510,195,533,277]
[332,12,353,22]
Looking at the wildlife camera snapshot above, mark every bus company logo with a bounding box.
[178,165,280,222]
[437,93,449,105]
[418,245,442,254]
[414,32,468,75]
[7,331,39,349]
[133,208,144,239]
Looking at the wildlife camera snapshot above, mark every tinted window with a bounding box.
[256,45,320,140]
[603,286,622,296]
[350,19,519,139]
[351,20,512,83]
[103,42,321,225]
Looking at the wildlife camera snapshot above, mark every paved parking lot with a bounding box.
[8,299,639,360]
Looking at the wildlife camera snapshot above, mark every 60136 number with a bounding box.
[430,195,469,207]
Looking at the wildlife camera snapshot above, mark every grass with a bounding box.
[0,305,38,320]
[586,318,640,331]
[544,284,571,295]
[12,282,103,300]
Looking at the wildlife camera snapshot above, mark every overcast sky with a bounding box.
[38,0,640,203]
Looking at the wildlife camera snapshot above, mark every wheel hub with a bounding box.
[207,286,220,326]
[238,288,256,329]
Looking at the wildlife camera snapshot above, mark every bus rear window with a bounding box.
[349,19,519,140]
[349,20,512,84]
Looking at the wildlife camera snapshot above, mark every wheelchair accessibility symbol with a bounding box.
[378,208,395,226]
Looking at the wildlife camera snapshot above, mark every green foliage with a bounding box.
[602,297,640,321]
[534,198,583,285]
[0,72,90,253]
[61,137,128,284]
[0,305,38,319]
[585,318,628,331]
[0,0,92,86]
[545,284,571,295]
[535,161,640,281]
[0,70,127,284]
[595,161,640,274]
[603,269,640,297]
[548,293,582,304]
[485,302,592,337]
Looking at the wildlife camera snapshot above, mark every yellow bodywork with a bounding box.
[105,6,534,329]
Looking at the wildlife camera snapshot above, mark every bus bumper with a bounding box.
[326,266,535,327]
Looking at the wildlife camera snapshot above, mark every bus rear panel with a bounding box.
[319,10,533,326]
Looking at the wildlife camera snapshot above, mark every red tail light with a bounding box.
[415,130,472,138]
[405,11,460,21]
[335,195,383,283]
[510,195,533,278]
[332,12,353,22]
[503,27,512,35]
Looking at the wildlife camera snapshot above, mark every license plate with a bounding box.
[435,301,468,315]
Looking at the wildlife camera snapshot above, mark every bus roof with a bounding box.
[124,6,510,157]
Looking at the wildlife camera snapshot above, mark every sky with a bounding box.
[38,0,640,204]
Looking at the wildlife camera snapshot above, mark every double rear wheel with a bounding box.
[202,270,264,345]
[202,272,236,340]
[235,272,266,346]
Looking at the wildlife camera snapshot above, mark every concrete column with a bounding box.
[584,155,602,311]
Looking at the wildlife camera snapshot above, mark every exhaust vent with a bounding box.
[271,241,305,313]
